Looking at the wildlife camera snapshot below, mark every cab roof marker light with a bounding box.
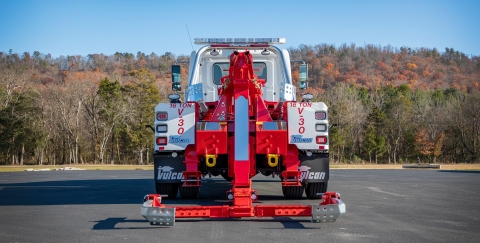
[194,38,286,45]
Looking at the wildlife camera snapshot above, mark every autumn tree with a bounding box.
[455,92,480,162]
[119,68,161,164]
[320,84,368,163]
[432,132,445,163]
[415,127,433,157]
[364,126,377,163]
[97,77,125,164]
[1,43,480,165]
[382,85,414,164]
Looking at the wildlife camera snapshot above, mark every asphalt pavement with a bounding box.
[0,169,479,243]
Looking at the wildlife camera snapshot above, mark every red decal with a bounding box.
[299,127,305,134]
[299,118,304,126]
[170,103,176,108]
[298,108,304,114]
[178,127,184,134]
[300,103,312,107]
[178,108,184,115]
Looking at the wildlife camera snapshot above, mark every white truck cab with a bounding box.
[185,38,297,103]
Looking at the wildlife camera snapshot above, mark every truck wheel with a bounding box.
[305,182,328,199]
[179,185,200,199]
[282,185,304,199]
[155,183,178,199]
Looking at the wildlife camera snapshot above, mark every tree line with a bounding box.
[0,44,479,165]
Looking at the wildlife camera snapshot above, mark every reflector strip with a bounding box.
[235,96,249,161]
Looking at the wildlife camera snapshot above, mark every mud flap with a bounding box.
[154,153,186,183]
[298,153,329,183]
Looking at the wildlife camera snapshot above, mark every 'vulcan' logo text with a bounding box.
[157,166,184,180]
[298,165,326,181]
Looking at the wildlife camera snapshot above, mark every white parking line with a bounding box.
[367,187,406,197]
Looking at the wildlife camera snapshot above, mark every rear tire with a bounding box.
[282,185,304,199]
[220,172,233,182]
[155,183,178,199]
[305,182,328,199]
[179,185,200,199]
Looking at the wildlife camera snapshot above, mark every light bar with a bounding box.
[194,38,286,45]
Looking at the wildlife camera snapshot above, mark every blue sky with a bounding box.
[1,0,479,58]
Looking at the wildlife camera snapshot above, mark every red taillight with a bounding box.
[156,137,167,145]
[316,136,327,144]
[156,112,168,121]
[315,111,326,120]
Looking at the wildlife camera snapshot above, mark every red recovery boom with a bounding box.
[142,50,345,226]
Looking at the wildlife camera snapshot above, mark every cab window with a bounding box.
[213,62,267,85]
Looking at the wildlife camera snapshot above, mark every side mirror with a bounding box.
[145,124,154,132]
[172,65,181,91]
[299,64,308,90]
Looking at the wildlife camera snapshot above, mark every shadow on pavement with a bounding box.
[0,176,290,206]
[0,178,153,206]
[92,217,151,230]
[437,170,480,174]
[91,216,320,230]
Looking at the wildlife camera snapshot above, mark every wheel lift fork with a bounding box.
[141,191,346,226]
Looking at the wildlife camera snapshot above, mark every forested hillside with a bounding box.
[1,44,479,165]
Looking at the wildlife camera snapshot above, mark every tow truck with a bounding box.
[142,38,345,225]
